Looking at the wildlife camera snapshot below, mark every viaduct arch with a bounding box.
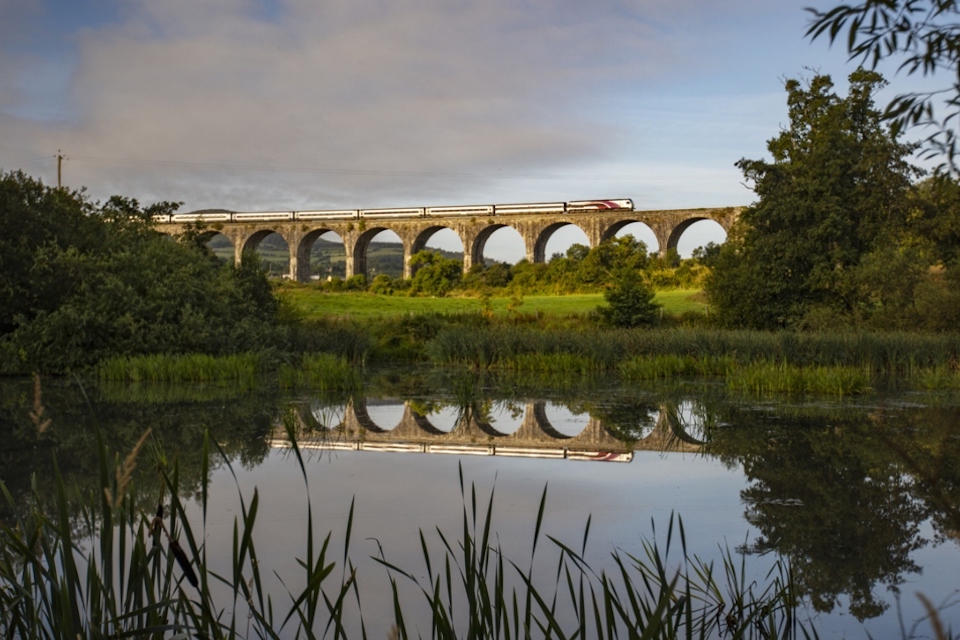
[156,207,740,283]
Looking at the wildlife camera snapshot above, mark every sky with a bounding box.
[0,0,943,260]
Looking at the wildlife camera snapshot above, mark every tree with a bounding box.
[409,250,462,296]
[807,1,960,168]
[596,268,661,328]
[705,70,918,329]
[0,171,284,372]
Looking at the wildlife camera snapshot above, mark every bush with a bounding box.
[597,269,661,328]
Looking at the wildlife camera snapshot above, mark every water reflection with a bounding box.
[3,373,960,634]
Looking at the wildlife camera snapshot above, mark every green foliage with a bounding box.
[597,269,661,328]
[706,70,919,329]
[807,0,960,168]
[727,361,872,397]
[98,353,261,385]
[277,353,362,390]
[409,249,462,296]
[0,171,284,373]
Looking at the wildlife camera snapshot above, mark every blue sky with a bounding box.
[0,0,941,259]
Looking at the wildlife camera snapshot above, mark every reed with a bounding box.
[907,364,960,390]
[504,352,606,374]
[374,472,810,640]
[98,352,261,385]
[728,361,872,397]
[277,353,363,390]
[428,326,960,378]
[0,418,816,639]
[619,355,735,380]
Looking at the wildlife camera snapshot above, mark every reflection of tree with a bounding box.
[589,400,660,445]
[0,379,281,525]
[708,410,929,620]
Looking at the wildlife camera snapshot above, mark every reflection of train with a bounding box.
[153,199,634,224]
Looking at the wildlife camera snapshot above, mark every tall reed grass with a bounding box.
[98,353,261,385]
[619,355,735,380]
[1,400,817,638]
[727,362,872,397]
[278,353,363,391]
[426,326,960,372]
[909,364,960,390]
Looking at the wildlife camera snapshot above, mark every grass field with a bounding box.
[279,286,708,319]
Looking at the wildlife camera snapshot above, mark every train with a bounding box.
[153,199,634,224]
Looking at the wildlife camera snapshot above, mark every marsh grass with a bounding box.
[0,390,817,639]
[619,355,735,380]
[98,353,261,385]
[728,362,872,397]
[909,364,960,390]
[374,472,811,640]
[505,352,606,374]
[278,353,363,391]
[427,326,960,372]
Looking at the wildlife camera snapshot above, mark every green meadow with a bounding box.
[278,285,707,319]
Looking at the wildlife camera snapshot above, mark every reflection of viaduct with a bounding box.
[157,207,740,282]
[270,400,704,461]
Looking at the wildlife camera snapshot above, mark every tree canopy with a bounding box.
[705,70,920,329]
[0,171,283,373]
[807,0,960,168]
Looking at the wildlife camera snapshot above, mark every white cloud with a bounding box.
[0,0,855,215]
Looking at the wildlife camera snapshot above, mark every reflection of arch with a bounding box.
[306,403,347,430]
[533,222,590,263]
[532,402,574,439]
[539,402,590,438]
[657,404,709,445]
[411,410,456,436]
[350,398,405,432]
[296,228,345,281]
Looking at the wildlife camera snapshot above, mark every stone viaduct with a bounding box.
[270,399,705,460]
[155,206,740,282]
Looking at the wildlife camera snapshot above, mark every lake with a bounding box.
[2,369,958,639]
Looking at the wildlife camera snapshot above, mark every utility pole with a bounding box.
[57,151,63,189]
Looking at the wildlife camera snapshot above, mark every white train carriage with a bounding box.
[359,207,426,219]
[232,211,295,222]
[295,209,359,221]
[151,214,172,224]
[171,212,233,223]
[425,205,495,217]
[566,199,634,212]
[493,202,566,215]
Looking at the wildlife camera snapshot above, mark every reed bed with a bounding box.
[428,326,960,380]
[503,352,606,374]
[908,364,960,390]
[98,352,261,385]
[278,353,363,390]
[619,355,735,380]
[0,412,816,639]
[727,362,872,397]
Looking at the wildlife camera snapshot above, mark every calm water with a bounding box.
[2,369,959,638]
